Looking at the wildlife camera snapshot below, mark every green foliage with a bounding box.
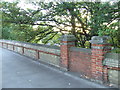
[84,41,91,48]
[111,48,120,53]
[1,1,120,48]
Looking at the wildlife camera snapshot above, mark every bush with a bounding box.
[111,48,120,53]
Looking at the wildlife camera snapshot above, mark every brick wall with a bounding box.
[0,35,119,87]
[69,47,92,78]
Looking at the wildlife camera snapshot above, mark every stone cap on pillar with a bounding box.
[89,36,111,44]
[59,34,76,41]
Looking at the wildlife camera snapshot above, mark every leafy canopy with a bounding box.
[1,1,119,48]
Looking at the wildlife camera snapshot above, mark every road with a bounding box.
[1,48,112,88]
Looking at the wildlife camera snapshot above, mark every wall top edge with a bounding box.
[70,47,92,53]
[0,39,60,50]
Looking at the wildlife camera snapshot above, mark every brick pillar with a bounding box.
[59,35,76,71]
[89,36,111,83]
[103,66,109,83]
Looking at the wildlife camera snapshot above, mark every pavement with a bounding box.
[0,48,116,88]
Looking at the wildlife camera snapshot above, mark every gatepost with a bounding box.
[90,36,111,83]
[59,35,76,71]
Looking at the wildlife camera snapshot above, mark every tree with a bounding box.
[1,1,119,48]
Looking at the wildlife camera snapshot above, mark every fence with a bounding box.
[0,35,119,87]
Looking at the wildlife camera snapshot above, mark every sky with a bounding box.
[1,0,119,10]
[1,0,119,3]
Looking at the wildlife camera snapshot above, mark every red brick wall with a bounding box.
[60,45,69,68]
[69,47,92,78]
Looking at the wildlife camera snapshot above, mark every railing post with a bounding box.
[89,36,111,83]
[36,50,39,59]
[2,42,3,48]
[59,35,76,71]
[13,45,14,51]
[22,46,24,54]
[6,43,8,49]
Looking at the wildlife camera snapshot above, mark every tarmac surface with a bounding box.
[1,48,115,88]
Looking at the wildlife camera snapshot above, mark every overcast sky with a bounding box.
[1,0,119,3]
[1,0,118,10]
